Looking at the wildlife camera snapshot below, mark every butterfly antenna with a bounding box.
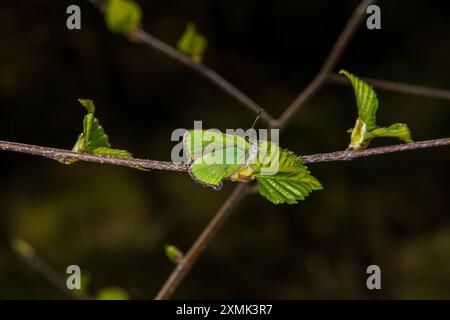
[250,109,263,130]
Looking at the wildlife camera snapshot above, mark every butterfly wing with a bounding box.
[189,145,247,190]
[183,130,250,163]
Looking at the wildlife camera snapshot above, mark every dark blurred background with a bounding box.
[0,0,449,299]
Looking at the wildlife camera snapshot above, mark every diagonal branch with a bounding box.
[328,73,450,101]
[153,137,450,299]
[276,0,378,129]
[154,183,250,300]
[85,0,275,125]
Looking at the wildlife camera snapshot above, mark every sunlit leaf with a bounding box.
[72,272,92,297]
[184,130,251,190]
[165,245,184,264]
[92,147,133,158]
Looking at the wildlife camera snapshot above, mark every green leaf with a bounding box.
[165,245,184,264]
[62,99,134,164]
[177,22,207,62]
[96,287,129,300]
[339,70,378,130]
[104,0,142,35]
[254,142,322,204]
[365,123,413,143]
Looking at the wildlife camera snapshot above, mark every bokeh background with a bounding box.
[0,0,449,299]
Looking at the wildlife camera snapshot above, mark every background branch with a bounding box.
[0,140,186,172]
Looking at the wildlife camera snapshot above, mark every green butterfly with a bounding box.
[183,129,322,204]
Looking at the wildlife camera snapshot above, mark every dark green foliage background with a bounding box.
[0,0,449,298]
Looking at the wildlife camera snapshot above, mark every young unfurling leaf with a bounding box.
[60,99,133,164]
[340,70,413,150]
[184,130,251,190]
[182,130,322,204]
[177,22,207,62]
[104,0,142,35]
[340,70,378,131]
[165,245,184,264]
[91,147,133,158]
[365,123,413,143]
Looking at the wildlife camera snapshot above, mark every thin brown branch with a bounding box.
[328,73,450,101]
[86,0,104,10]
[0,140,187,172]
[2,138,450,171]
[85,0,275,125]
[154,183,250,300]
[276,0,378,129]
